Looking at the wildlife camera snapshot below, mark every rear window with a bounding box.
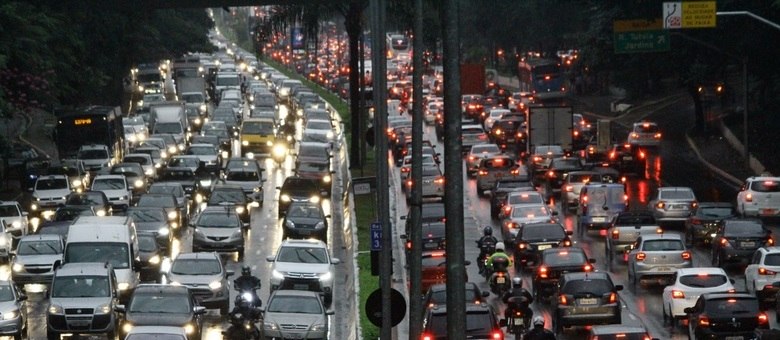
[535,145,563,154]
[421,255,447,267]
[704,298,759,315]
[750,180,780,192]
[551,159,581,168]
[508,192,544,205]
[589,332,648,340]
[679,274,727,288]
[634,124,659,133]
[562,278,612,295]
[615,214,655,225]
[463,128,485,135]
[765,254,780,266]
[642,239,684,251]
[511,205,550,218]
[521,225,564,240]
[585,187,625,204]
[423,224,446,237]
[423,167,441,177]
[724,222,764,236]
[483,158,513,170]
[543,250,586,266]
[659,189,695,200]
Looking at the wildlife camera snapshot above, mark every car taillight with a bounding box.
[406,180,413,188]
[401,167,410,173]
[699,316,709,327]
[516,132,523,138]
[406,241,411,249]
[609,151,616,160]
[538,266,548,278]
[690,218,702,225]
[638,150,646,159]
[503,206,512,214]
[517,242,527,250]
[681,251,692,260]
[609,292,618,303]
[630,132,639,138]
[533,156,542,163]
[691,201,698,209]
[564,185,573,192]
[636,252,646,261]
[759,312,769,325]
[720,238,731,248]
[745,193,753,202]
[559,294,568,305]
[434,177,445,184]
[510,169,520,175]
[612,229,620,239]
[584,263,593,272]
[759,267,777,275]
[491,330,503,340]
[654,133,662,139]
[422,334,433,340]
[563,239,572,247]
[769,238,775,246]
[672,290,685,299]
[547,170,556,178]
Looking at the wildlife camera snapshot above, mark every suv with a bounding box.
[553,272,623,334]
[577,183,628,236]
[116,284,206,340]
[277,177,321,216]
[46,262,119,340]
[736,176,780,217]
[91,174,132,211]
[0,201,29,245]
[421,303,504,340]
[30,175,72,218]
[745,247,780,304]
[76,144,112,172]
[711,219,773,267]
[163,252,233,315]
[685,293,768,339]
[266,239,340,305]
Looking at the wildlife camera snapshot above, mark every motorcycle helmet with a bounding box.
[512,276,522,288]
[533,316,545,327]
[483,226,493,236]
[495,242,505,252]
[242,265,252,276]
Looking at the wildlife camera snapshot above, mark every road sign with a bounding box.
[365,288,406,327]
[614,30,670,54]
[664,2,716,29]
[370,222,382,251]
[614,19,663,32]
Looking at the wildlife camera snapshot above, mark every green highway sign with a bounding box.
[614,30,670,54]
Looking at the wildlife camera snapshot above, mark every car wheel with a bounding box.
[662,305,669,325]
[220,302,230,316]
[238,248,245,259]
[628,266,636,286]
[46,329,59,340]
[553,316,563,335]
[577,221,584,237]
[561,199,567,212]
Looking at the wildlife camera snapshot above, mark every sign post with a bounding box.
[613,19,670,54]
[370,222,382,251]
[663,2,716,29]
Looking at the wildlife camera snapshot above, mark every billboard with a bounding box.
[291,27,304,49]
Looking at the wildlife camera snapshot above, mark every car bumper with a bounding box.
[47,313,116,334]
[263,328,327,340]
[557,306,620,326]
[12,269,55,285]
[634,261,692,278]
[193,238,244,252]
[653,210,693,222]
[741,205,780,217]
[670,298,700,317]
[0,315,23,335]
[721,248,761,262]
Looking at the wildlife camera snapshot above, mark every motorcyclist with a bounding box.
[486,242,512,274]
[233,266,262,307]
[476,226,498,274]
[502,277,534,322]
[524,316,557,340]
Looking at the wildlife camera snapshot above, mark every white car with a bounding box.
[123,153,157,178]
[745,247,780,303]
[627,121,661,147]
[466,143,501,176]
[736,176,780,217]
[31,175,71,216]
[266,239,340,304]
[302,119,335,144]
[91,174,132,210]
[77,144,112,172]
[484,108,509,131]
[0,201,29,242]
[405,165,445,201]
[662,267,734,324]
[399,154,436,181]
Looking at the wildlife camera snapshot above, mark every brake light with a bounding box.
[469,156,476,161]
[759,267,776,275]
[538,266,548,279]
[422,334,433,340]
[563,239,572,247]
[681,251,691,260]
[516,132,523,138]
[510,168,520,175]
[533,156,542,163]
[478,169,488,176]
[547,170,556,178]
[564,185,573,192]
[720,238,730,247]
[406,241,411,249]
[654,133,662,139]
[609,292,618,303]
[401,167,410,173]
[584,263,593,272]
[503,206,512,214]
[690,218,702,225]
[636,252,646,261]
[699,316,709,327]
[691,201,698,209]
[672,290,685,299]
[582,195,588,203]
[759,312,769,325]
[769,238,775,246]
[631,132,639,138]
[559,294,568,305]
[495,129,503,135]
[491,330,503,340]
[639,150,646,159]
[609,151,616,160]
[434,177,445,184]
[611,229,620,239]
[517,242,527,250]
[406,180,413,188]
[746,193,753,202]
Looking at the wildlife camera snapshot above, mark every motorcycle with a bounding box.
[271,138,289,165]
[490,270,511,296]
[476,240,496,277]
[223,293,262,340]
[503,297,532,339]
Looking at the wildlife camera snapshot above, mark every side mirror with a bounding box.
[266,256,275,262]
[17,294,27,302]
[464,260,471,266]
[399,234,407,239]
[326,309,335,316]
[499,319,507,327]
[194,306,207,314]
[589,258,597,264]
[115,305,126,313]
[614,285,623,291]
[332,258,341,265]
[482,291,490,297]
[226,270,235,278]
[684,307,694,314]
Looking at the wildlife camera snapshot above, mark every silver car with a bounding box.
[267,239,340,305]
[0,280,27,339]
[501,203,556,244]
[262,290,332,340]
[163,252,233,315]
[560,171,601,211]
[626,233,692,286]
[648,187,697,224]
[11,234,64,286]
[466,143,501,176]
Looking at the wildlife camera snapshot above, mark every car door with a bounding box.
[745,251,762,291]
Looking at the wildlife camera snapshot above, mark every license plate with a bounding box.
[592,217,606,223]
[725,337,743,340]
[761,209,776,215]
[537,244,552,251]
[288,334,304,339]
[424,243,440,249]
[496,173,503,178]
[741,241,756,248]
[497,277,506,284]
[578,298,598,305]
[513,318,524,326]
[622,156,633,160]
[656,267,671,272]
[672,204,688,210]
[507,138,516,142]
[293,284,309,290]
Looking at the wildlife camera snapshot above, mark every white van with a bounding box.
[65,216,140,300]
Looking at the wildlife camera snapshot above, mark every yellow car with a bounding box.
[240,118,276,156]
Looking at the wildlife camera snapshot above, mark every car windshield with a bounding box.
[197,213,239,227]
[65,243,129,269]
[203,129,228,138]
[511,206,549,218]
[288,205,322,218]
[522,225,564,240]
[140,140,166,149]
[187,146,215,155]
[52,276,110,298]
[168,158,199,168]
[705,298,759,315]
[0,206,19,217]
[148,185,183,197]
[298,162,328,172]
[563,278,612,295]
[127,209,166,222]
[170,258,222,275]
[65,194,101,206]
[226,171,259,181]
[135,149,161,159]
[111,167,141,177]
[209,190,245,204]
[0,285,14,302]
[642,239,684,251]
[750,180,780,192]
[138,235,157,252]
[508,193,544,205]
[243,122,274,134]
[17,239,62,255]
[160,170,195,181]
[77,149,108,160]
[679,274,728,288]
[429,287,479,305]
[543,250,586,266]
[36,178,68,190]
[299,145,328,158]
[660,189,695,200]
[138,195,175,207]
[129,294,190,313]
[267,295,323,314]
[92,178,125,190]
[724,222,765,236]
[124,156,150,165]
[277,246,328,264]
[126,335,186,340]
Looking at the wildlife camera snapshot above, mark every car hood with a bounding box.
[265,312,323,327]
[167,273,223,287]
[135,221,168,234]
[0,301,19,312]
[286,217,323,228]
[50,297,112,309]
[14,254,62,266]
[273,262,330,275]
[195,227,239,237]
[98,189,128,197]
[125,312,193,326]
[35,189,71,199]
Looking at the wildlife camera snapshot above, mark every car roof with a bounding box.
[562,271,610,281]
[641,233,684,241]
[20,234,62,242]
[134,284,190,295]
[280,239,328,248]
[428,302,493,315]
[590,324,648,335]
[174,252,220,261]
[675,267,727,276]
[56,262,111,276]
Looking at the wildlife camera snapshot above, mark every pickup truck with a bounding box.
[605,211,660,268]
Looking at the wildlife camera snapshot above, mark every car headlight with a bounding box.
[284,220,295,228]
[30,204,37,211]
[161,151,168,158]
[272,144,287,157]
[314,221,325,229]
[11,263,22,272]
[310,323,327,332]
[158,226,170,236]
[145,168,154,176]
[178,144,185,151]
[48,304,64,314]
[199,104,207,112]
[10,221,20,229]
[168,211,178,220]
[199,179,212,188]
[195,193,204,203]
[2,309,18,320]
[122,322,133,334]
[72,179,82,187]
[194,117,202,125]
[246,152,255,159]
[264,320,279,331]
[96,209,107,216]
[120,196,128,201]
[319,271,332,282]
[168,146,177,154]
[134,179,144,188]
[184,323,195,335]
[266,140,274,147]
[96,304,112,314]
[155,163,162,168]
[323,175,331,183]
[236,206,245,214]
[208,280,222,290]
[148,254,161,265]
[326,131,334,139]
[242,140,249,146]
[117,282,130,291]
[271,270,285,280]
[310,195,321,203]
[171,221,178,229]
[281,194,291,202]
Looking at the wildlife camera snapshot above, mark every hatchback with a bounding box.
[554,272,622,334]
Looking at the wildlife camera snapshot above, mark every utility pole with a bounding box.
[442,0,466,338]
[408,0,424,336]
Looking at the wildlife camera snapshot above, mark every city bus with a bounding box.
[517,58,568,101]
[54,106,125,162]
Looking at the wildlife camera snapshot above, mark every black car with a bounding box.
[296,160,333,196]
[421,303,503,340]
[533,247,595,301]
[402,222,446,261]
[136,193,182,231]
[126,207,172,251]
[116,284,206,340]
[421,282,489,312]
[137,234,163,282]
[490,179,534,219]
[607,143,646,175]
[406,202,445,226]
[513,222,573,271]
[711,219,773,266]
[206,185,251,225]
[554,272,623,334]
[489,117,526,152]
[540,157,584,195]
[157,167,200,198]
[277,177,320,216]
[685,293,768,340]
[685,202,736,247]
[282,201,329,243]
[64,191,112,216]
